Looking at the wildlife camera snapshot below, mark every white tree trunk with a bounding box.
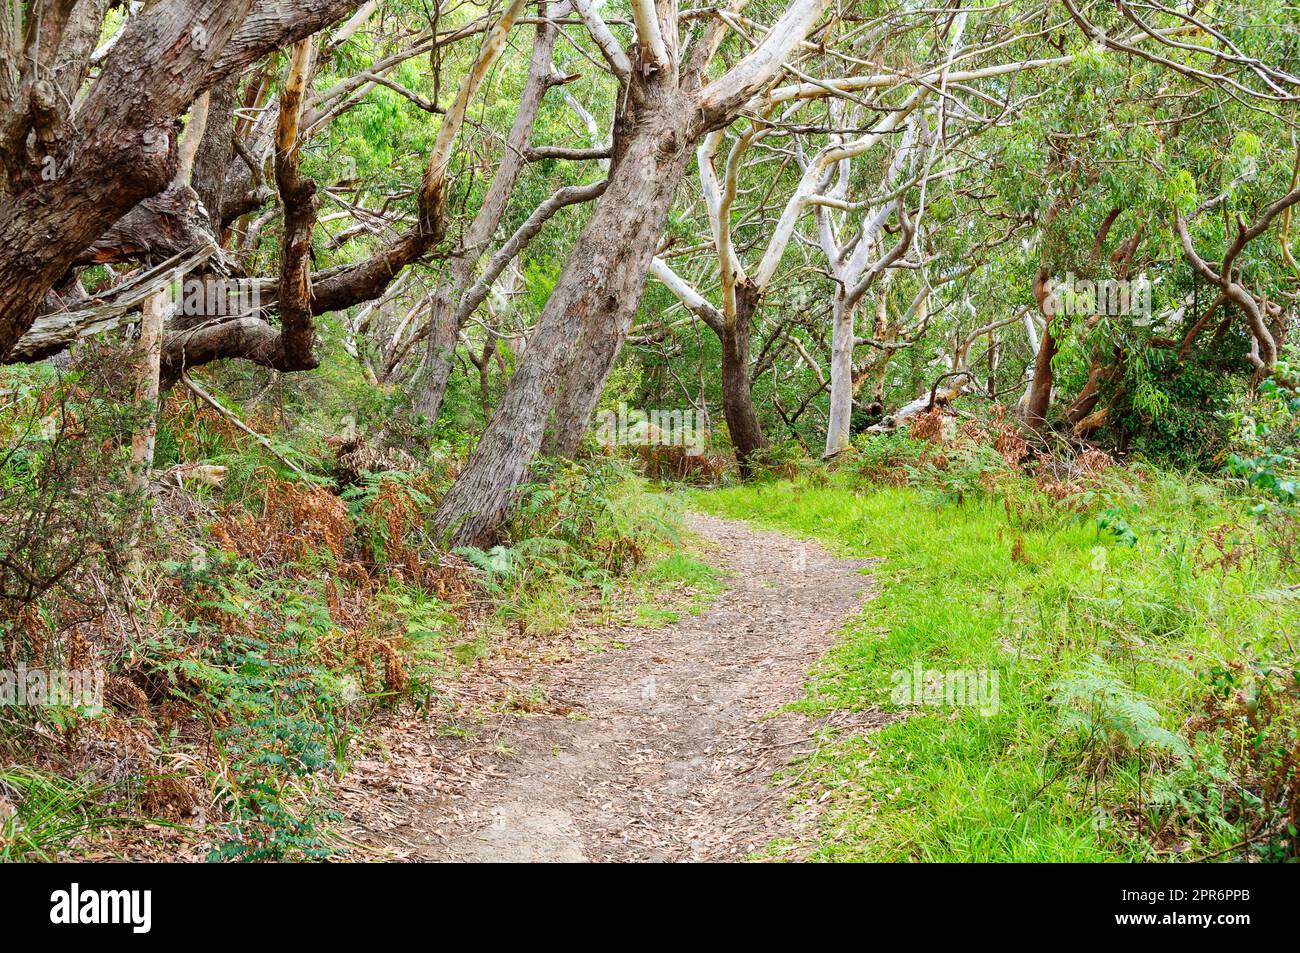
[824,289,855,455]
[129,286,168,492]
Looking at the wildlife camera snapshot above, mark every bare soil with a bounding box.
[345,511,878,862]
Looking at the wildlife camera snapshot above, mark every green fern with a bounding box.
[1050,656,1190,758]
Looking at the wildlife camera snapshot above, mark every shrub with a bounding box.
[0,362,140,638]
[1119,350,1238,469]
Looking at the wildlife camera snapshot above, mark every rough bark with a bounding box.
[0,0,367,360]
[432,0,833,544]
[719,280,768,471]
[0,1,248,355]
[542,150,697,456]
[437,101,697,544]
[73,184,214,267]
[6,243,218,363]
[191,76,241,230]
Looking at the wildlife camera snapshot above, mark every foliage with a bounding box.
[696,462,1299,861]
[1225,363,1300,507]
[0,345,684,860]
[0,361,140,634]
[1049,657,1190,759]
[452,456,684,634]
[1117,350,1239,469]
[0,768,126,862]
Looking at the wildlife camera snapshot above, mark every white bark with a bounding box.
[572,0,632,79]
[824,288,855,454]
[757,89,926,289]
[331,0,379,48]
[650,256,722,330]
[629,0,670,72]
[129,287,169,492]
[423,0,527,195]
[698,0,833,119]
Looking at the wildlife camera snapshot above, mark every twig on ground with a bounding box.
[180,372,310,479]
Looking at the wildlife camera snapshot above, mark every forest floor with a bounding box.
[346,511,878,861]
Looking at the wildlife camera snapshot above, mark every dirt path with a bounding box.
[359,512,876,862]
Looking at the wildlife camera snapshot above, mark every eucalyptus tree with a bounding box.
[2,1,606,385]
[0,0,372,358]
[645,4,1038,462]
[1001,0,1300,442]
[6,0,1300,544]
[431,0,836,542]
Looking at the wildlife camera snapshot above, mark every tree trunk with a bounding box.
[415,285,461,418]
[431,0,833,542]
[129,288,168,492]
[1023,322,1056,430]
[720,280,767,473]
[824,287,854,455]
[0,0,366,360]
[433,104,695,545]
[192,76,241,232]
[1022,199,1072,430]
[1023,258,1057,430]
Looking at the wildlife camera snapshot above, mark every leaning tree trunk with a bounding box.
[1022,200,1069,430]
[1024,322,1057,431]
[414,13,558,422]
[719,280,767,473]
[0,0,252,356]
[433,102,696,545]
[415,285,461,419]
[432,0,834,543]
[0,0,367,360]
[824,286,855,455]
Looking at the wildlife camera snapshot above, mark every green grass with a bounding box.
[631,552,722,626]
[0,768,133,862]
[693,470,1299,862]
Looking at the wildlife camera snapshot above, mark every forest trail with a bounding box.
[373,512,876,862]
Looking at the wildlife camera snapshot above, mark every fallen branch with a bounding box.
[7,243,219,363]
[180,372,310,480]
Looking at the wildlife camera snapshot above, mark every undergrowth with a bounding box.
[1,355,681,861]
[696,410,1299,862]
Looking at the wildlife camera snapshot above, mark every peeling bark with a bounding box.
[0,0,369,360]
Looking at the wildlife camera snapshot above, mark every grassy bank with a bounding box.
[695,467,1299,861]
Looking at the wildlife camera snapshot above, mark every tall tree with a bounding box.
[432,0,835,544]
